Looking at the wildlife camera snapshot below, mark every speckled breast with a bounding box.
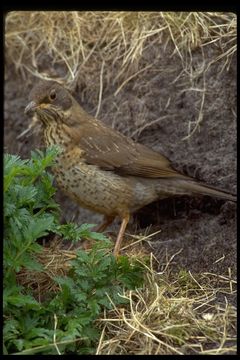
[53,154,134,217]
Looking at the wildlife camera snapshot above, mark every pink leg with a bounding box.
[113,214,130,256]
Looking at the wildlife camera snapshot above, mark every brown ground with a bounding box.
[4,33,236,285]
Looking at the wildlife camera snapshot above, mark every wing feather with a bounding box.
[64,119,188,179]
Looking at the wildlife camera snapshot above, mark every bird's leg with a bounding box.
[113,214,130,257]
[95,215,115,233]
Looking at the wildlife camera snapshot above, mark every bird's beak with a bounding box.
[24,101,38,115]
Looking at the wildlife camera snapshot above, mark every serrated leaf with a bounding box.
[12,338,25,352]
[26,327,53,340]
[19,256,43,272]
[4,294,40,308]
[87,299,100,316]
[23,216,54,241]
[85,231,110,241]
[54,276,75,289]
[75,292,87,303]
[3,319,20,338]
[15,184,38,206]
[78,224,96,232]
[4,201,16,216]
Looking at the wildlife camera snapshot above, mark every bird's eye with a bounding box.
[49,89,56,101]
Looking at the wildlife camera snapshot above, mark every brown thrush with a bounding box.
[25,80,236,256]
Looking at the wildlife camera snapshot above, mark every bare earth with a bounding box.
[4,43,236,289]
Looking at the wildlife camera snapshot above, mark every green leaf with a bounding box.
[3,148,145,355]
[3,319,20,340]
[87,299,100,316]
[54,276,75,290]
[19,256,43,272]
[23,216,54,241]
[12,339,25,352]
[4,293,40,309]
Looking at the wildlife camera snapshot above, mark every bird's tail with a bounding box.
[182,179,236,202]
[156,178,236,202]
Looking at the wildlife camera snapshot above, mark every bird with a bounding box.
[25,80,236,256]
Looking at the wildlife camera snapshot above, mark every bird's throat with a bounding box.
[44,124,70,148]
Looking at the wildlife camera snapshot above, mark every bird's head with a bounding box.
[24,80,73,125]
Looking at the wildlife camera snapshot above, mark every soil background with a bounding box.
[4,22,237,284]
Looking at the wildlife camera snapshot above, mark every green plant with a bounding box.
[3,148,144,354]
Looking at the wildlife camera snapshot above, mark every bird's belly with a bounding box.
[54,162,134,216]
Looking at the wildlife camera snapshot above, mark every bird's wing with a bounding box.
[64,120,187,179]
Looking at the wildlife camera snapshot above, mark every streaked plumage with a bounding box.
[25,80,236,255]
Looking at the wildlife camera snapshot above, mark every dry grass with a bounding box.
[96,251,236,355]
[16,231,155,299]
[16,234,236,355]
[5,11,236,87]
[17,239,76,300]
